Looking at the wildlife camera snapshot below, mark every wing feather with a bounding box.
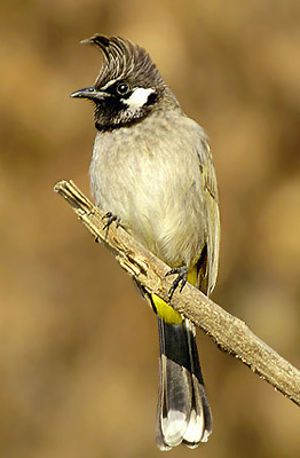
[196,135,220,295]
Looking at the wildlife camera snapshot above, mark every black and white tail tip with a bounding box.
[156,318,212,451]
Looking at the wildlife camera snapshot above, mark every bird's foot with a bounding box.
[165,265,189,300]
[102,211,121,235]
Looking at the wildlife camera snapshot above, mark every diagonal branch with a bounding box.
[54,179,300,406]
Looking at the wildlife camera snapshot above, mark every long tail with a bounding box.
[156,317,212,451]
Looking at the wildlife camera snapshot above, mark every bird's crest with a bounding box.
[81,34,162,89]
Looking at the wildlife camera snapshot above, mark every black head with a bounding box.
[71,34,177,131]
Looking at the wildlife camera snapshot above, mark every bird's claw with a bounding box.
[165,266,188,300]
[102,212,121,234]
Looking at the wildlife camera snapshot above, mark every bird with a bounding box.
[71,34,220,451]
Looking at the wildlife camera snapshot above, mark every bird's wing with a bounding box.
[196,132,220,295]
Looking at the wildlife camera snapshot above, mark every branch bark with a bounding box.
[54,179,300,406]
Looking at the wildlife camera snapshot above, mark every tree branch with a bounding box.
[54,179,300,406]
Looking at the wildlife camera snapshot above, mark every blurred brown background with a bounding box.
[0,1,299,457]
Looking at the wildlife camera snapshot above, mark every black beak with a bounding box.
[70,86,107,101]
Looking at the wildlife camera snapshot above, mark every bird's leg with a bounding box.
[165,265,189,300]
[102,211,121,235]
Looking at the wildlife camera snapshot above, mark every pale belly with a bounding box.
[90,122,207,268]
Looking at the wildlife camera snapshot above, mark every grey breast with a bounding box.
[90,110,213,269]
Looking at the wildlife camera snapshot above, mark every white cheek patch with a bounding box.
[122,87,155,109]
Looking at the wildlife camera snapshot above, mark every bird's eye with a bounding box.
[116,82,130,96]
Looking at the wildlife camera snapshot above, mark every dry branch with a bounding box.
[54,179,300,406]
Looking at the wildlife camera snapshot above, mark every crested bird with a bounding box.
[71,34,220,451]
